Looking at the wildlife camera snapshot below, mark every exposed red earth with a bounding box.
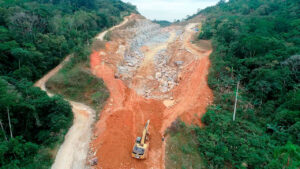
[89,15,213,169]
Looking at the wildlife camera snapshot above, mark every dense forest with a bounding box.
[0,0,135,168]
[174,0,300,168]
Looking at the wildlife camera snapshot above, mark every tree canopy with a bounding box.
[175,0,300,168]
[0,0,136,168]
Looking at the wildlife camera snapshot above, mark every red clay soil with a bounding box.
[162,51,213,130]
[90,32,213,169]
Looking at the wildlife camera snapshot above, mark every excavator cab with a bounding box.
[132,120,150,159]
[136,137,142,143]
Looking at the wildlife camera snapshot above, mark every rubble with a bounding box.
[112,18,184,97]
[89,157,98,166]
[153,50,179,93]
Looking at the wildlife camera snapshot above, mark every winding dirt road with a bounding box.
[95,17,129,40]
[34,56,95,169]
[34,16,131,169]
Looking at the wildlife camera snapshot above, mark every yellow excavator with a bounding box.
[131,120,150,159]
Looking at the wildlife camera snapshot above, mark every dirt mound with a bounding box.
[89,17,213,169]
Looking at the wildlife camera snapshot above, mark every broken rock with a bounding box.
[90,157,98,166]
[155,72,162,79]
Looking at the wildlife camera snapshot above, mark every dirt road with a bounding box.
[34,16,131,169]
[51,102,95,169]
[95,16,129,40]
[34,56,95,169]
[90,16,213,169]
[34,55,71,96]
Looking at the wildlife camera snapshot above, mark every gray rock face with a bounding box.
[114,18,184,97]
[117,19,171,80]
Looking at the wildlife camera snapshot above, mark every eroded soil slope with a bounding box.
[90,14,213,169]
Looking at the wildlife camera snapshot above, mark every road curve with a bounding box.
[34,55,95,169]
[34,15,131,169]
[95,16,129,40]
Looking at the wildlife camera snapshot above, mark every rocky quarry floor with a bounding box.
[112,18,190,100]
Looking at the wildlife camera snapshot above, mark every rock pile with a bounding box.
[114,18,185,98]
[116,19,170,81]
[154,50,179,93]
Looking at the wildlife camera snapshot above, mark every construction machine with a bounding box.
[131,120,150,159]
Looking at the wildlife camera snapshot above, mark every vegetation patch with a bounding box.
[153,20,172,27]
[46,35,109,114]
[103,30,112,41]
[0,77,73,169]
[92,40,106,51]
[192,39,212,51]
[169,0,300,168]
[0,0,136,167]
[165,120,204,169]
[46,61,109,112]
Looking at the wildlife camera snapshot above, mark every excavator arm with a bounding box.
[141,120,150,145]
